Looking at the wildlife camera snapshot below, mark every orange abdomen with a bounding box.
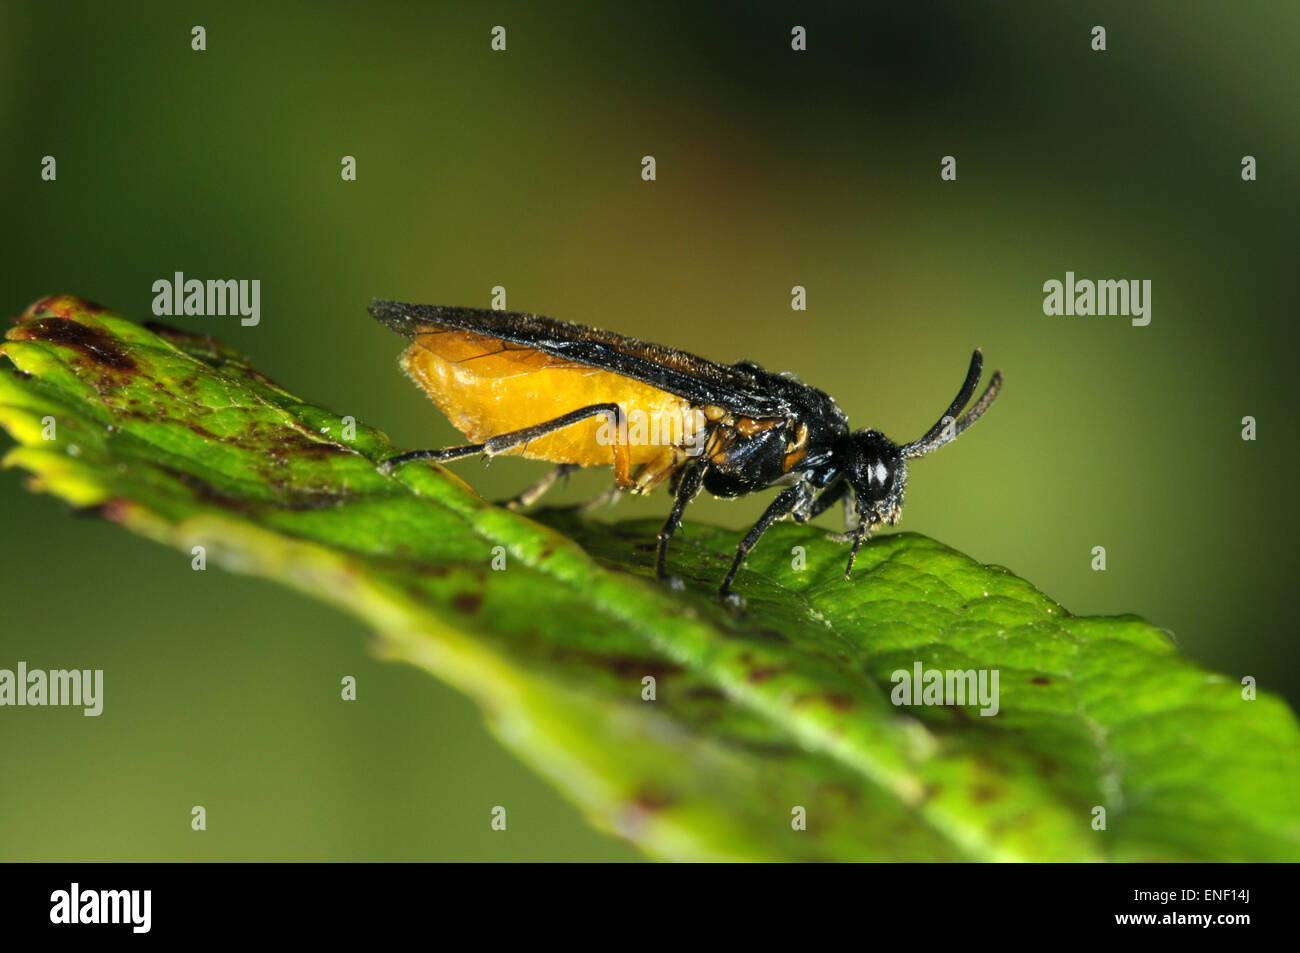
[400,328,703,468]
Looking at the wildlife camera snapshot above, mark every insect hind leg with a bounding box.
[379,403,629,484]
[379,443,485,472]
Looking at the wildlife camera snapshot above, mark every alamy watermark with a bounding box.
[1042,271,1150,326]
[595,407,708,455]
[50,883,150,933]
[890,662,1000,716]
[152,272,260,326]
[0,661,103,715]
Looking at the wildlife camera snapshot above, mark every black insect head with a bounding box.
[842,350,1003,580]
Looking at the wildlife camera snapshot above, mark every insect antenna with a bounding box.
[900,350,1003,459]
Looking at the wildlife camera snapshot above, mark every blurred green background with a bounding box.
[2,1,1296,860]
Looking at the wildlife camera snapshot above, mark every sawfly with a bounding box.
[371,299,1002,604]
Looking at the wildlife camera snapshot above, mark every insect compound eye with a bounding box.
[866,457,893,493]
[850,453,890,501]
[849,430,901,503]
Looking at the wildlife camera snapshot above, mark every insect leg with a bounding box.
[655,463,706,586]
[820,483,861,543]
[380,443,486,470]
[843,510,878,581]
[501,464,579,511]
[801,478,848,523]
[719,482,815,602]
[578,484,624,513]
[380,403,626,477]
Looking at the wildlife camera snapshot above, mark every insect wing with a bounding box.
[369,300,791,418]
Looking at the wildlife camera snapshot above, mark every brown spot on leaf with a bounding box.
[817,779,862,805]
[452,592,483,614]
[633,789,675,812]
[552,649,682,681]
[972,784,1000,803]
[152,464,352,513]
[11,318,135,371]
[153,466,256,514]
[20,295,76,321]
[264,428,351,458]
[95,499,137,524]
[605,655,681,680]
[1030,676,1051,685]
[618,788,677,838]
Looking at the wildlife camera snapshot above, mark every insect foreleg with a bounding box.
[800,478,848,524]
[719,481,815,603]
[843,510,877,581]
[819,482,862,543]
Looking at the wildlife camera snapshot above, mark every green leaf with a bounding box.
[3,295,1297,861]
